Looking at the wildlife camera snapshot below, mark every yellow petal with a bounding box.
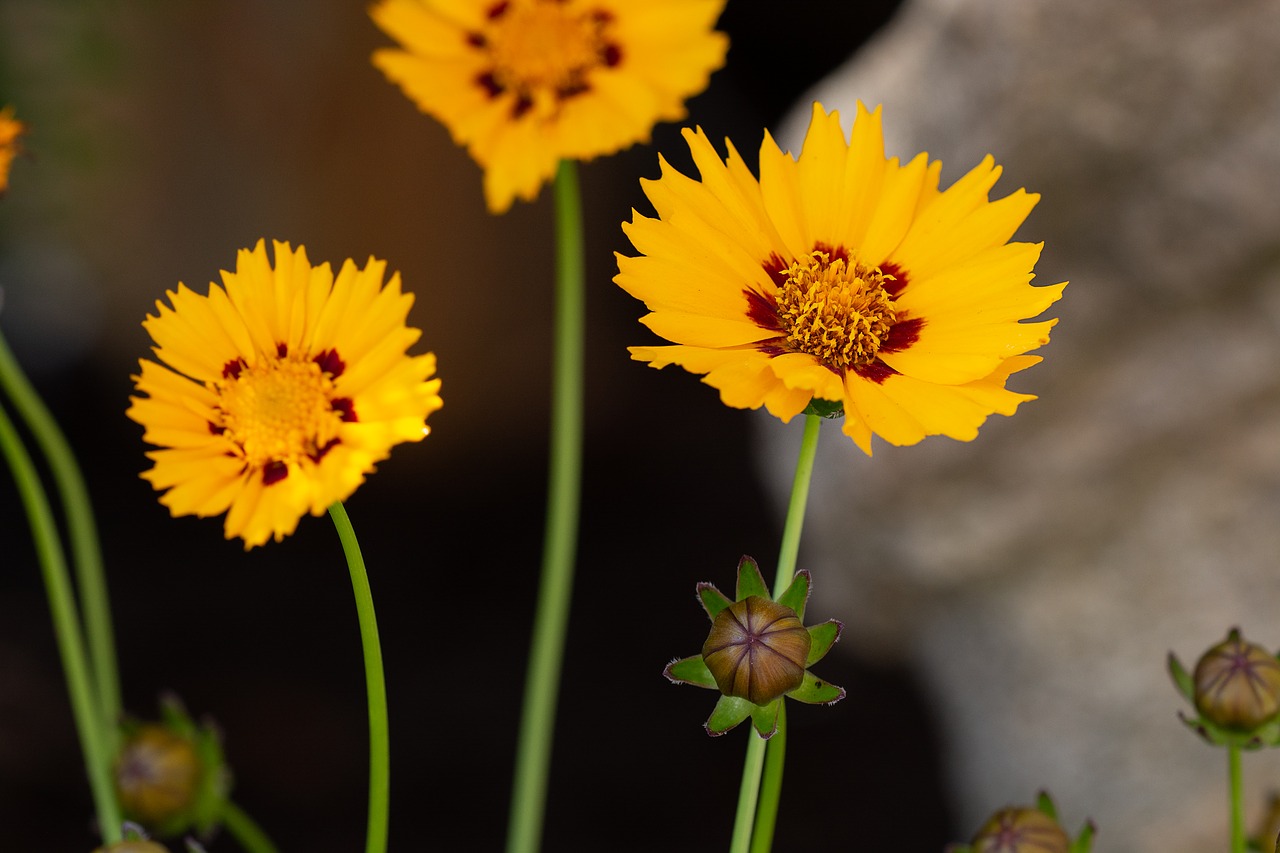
[640,311,778,348]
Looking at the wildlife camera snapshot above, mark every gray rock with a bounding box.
[763,0,1280,847]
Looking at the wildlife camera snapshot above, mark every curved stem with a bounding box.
[221,799,281,853]
[0,401,122,842]
[1228,744,1245,853]
[505,160,585,853]
[0,331,119,744]
[328,502,389,853]
[730,413,822,853]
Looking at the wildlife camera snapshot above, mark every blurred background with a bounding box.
[0,2,953,851]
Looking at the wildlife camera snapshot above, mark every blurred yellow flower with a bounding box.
[616,102,1065,454]
[370,0,727,213]
[128,240,443,548]
[0,106,27,195]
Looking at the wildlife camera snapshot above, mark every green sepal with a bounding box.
[805,619,842,667]
[191,720,230,836]
[802,397,844,419]
[776,570,811,619]
[159,692,197,737]
[750,698,781,739]
[1177,710,1280,750]
[696,582,733,619]
[735,556,769,601]
[1035,790,1059,820]
[1167,651,1195,704]
[664,655,717,689]
[120,825,149,842]
[787,670,844,705]
[705,694,754,736]
[1069,819,1097,853]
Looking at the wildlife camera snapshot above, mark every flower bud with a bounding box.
[970,807,1069,853]
[114,725,200,829]
[93,822,173,853]
[94,842,170,853]
[701,595,810,706]
[1193,629,1280,732]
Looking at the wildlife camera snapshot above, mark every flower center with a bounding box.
[480,2,617,108]
[215,352,349,481]
[776,250,897,370]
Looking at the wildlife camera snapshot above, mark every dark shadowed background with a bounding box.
[0,2,956,850]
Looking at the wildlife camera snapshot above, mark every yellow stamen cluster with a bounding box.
[216,356,343,471]
[777,251,897,370]
[484,3,611,103]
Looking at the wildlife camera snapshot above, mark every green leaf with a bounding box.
[735,555,769,601]
[664,655,717,689]
[776,570,811,619]
[697,582,733,619]
[805,620,842,666]
[750,699,781,739]
[786,670,844,705]
[705,695,754,736]
[1167,652,1195,703]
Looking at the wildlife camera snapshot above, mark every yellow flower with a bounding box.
[616,102,1065,454]
[370,0,728,213]
[127,240,443,548]
[0,105,27,195]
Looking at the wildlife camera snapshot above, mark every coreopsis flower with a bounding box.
[94,824,207,853]
[616,101,1065,454]
[113,697,228,840]
[370,0,728,213]
[0,105,27,195]
[663,556,844,738]
[946,793,1095,853]
[94,835,171,853]
[1169,628,1280,746]
[127,240,442,548]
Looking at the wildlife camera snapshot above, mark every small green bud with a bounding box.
[702,595,810,706]
[970,807,1070,853]
[1193,628,1280,732]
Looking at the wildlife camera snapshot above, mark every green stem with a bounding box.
[0,401,122,843]
[505,159,585,853]
[1228,744,1245,853]
[221,799,281,853]
[729,735,768,853]
[771,413,822,597]
[731,413,822,853]
[328,502,389,853]
[749,702,787,853]
[0,331,120,745]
